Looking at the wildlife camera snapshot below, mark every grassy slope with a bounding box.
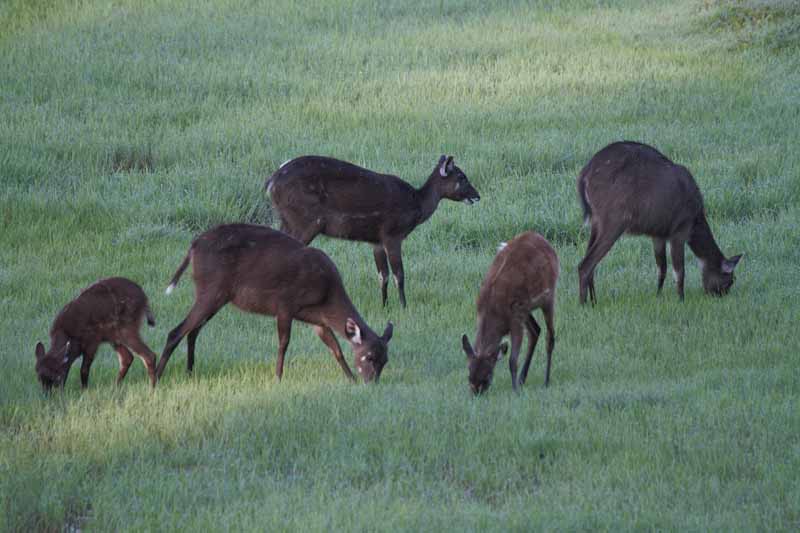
[1,0,799,530]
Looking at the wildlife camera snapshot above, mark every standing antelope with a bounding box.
[461,231,559,395]
[266,155,480,308]
[577,141,742,304]
[34,277,158,390]
[157,224,393,383]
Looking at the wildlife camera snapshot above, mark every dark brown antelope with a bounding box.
[266,155,480,308]
[577,141,742,304]
[34,277,158,390]
[461,231,559,395]
[156,224,393,383]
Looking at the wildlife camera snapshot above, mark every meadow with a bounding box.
[1,0,799,530]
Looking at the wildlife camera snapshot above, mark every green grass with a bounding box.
[1,0,799,530]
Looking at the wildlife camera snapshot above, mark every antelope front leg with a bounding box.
[79,343,99,389]
[275,314,293,381]
[385,240,406,308]
[373,246,390,307]
[670,238,686,301]
[313,325,356,382]
[508,324,524,392]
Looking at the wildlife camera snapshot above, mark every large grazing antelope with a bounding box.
[266,155,481,308]
[461,231,559,395]
[156,224,394,383]
[35,277,158,390]
[577,141,742,304]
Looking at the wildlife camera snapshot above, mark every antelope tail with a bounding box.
[165,249,192,295]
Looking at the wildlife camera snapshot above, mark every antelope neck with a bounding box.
[688,214,725,271]
[474,313,506,355]
[416,176,443,225]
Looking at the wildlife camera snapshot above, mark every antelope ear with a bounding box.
[382,322,394,342]
[722,254,742,274]
[496,342,508,361]
[462,334,476,360]
[35,342,45,360]
[62,341,72,363]
[345,318,362,345]
[445,156,455,173]
[438,155,448,177]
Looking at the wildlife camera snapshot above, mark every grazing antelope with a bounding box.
[157,224,393,383]
[462,232,559,395]
[577,141,742,304]
[266,155,480,308]
[35,277,158,390]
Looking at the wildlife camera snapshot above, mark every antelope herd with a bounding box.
[35,142,742,395]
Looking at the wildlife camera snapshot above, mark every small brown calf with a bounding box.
[461,231,559,395]
[35,277,158,390]
[156,224,393,383]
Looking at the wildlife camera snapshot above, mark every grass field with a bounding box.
[1,0,799,530]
